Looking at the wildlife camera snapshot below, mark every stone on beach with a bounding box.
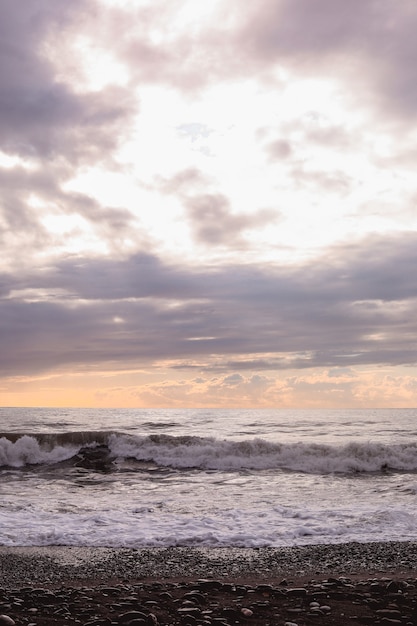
[1,543,417,625]
[1,573,417,625]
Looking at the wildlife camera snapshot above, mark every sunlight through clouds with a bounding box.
[1,0,417,407]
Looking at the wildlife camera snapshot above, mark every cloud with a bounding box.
[129,372,279,408]
[100,1,245,93]
[157,169,279,248]
[49,0,417,129]
[222,373,244,386]
[0,0,135,161]
[266,139,292,161]
[95,0,417,126]
[106,367,417,409]
[1,0,417,409]
[0,161,137,271]
[157,168,208,195]
[0,0,141,275]
[2,231,417,379]
[239,0,370,59]
[236,0,417,120]
[289,166,352,194]
[185,193,277,246]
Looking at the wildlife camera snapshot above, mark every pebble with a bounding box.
[118,610,148,623]
[287,587,307,597]
[240,607,253,617]
[1,548,417,626]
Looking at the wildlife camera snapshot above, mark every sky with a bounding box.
[1,0,417,409]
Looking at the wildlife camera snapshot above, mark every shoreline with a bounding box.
[1,541,416,587]
[1,543,417,625]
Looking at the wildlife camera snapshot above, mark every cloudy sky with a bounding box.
[1,0,417,408]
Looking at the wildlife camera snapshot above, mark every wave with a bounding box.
[110,434,417,474]
[0,431,114,469]
[1,431,417,474]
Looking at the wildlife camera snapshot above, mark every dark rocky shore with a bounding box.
[1,542,416,625]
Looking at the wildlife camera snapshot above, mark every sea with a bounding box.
[1,407,417,549]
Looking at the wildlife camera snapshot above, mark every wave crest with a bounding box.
[1,431,417,474]
[109,434,417,474]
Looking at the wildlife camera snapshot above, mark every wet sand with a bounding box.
[1,542,416,624]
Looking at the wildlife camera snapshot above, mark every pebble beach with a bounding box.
[1,542,417,625]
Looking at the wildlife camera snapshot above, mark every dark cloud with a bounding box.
[59,190,136,237]
[240,0,371,60]
[0,1,138,267]
[0,0,135,161]
[237,0,417,119]
[2,232,417,377]
[185,193,277,246]
[42,253,199,301]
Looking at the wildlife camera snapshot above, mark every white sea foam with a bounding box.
[0,435,78,467]
[109,434,417,474]
[2,432,417,474]
[1,502,416,548]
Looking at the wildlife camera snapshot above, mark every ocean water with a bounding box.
[1,407,417,548]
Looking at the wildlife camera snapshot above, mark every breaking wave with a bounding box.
[1,431,417,474]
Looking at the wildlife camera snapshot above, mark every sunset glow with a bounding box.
[2,0,417,408]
